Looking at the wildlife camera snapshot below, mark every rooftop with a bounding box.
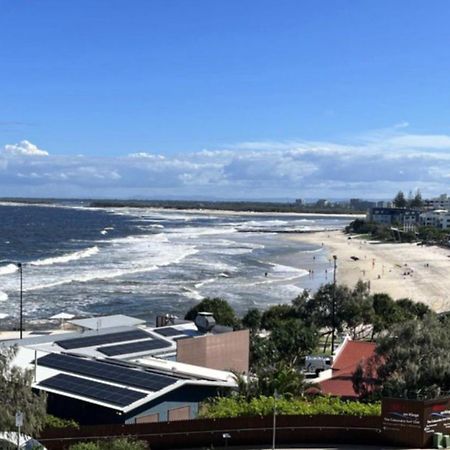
[3,314,238,413]
[68,314,146,330]
[319,339,376,399]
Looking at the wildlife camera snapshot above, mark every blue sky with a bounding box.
[1,0,450,199]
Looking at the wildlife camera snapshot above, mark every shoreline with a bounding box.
[0,201,364,218]
[286,230,450,313]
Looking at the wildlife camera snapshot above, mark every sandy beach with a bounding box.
[288,231,450,313]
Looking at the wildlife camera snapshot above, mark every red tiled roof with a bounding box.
[332,340,376,373]
[318,340,377,398]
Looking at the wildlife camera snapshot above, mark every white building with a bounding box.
[420,209,450,230]
[424,194,450,210]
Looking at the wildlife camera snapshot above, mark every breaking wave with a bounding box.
[0,264,18,276]
[30,246,100,266]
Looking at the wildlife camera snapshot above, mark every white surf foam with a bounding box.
[194,277,216,288]
[23,233,198,292]
[30,246,99,266]
[181,287,203,300]
[0,291,8,301]
[0,264,18,276]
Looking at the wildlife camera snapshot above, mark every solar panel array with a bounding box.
[56,329,150,350]
[98,338,172,357]
[39,373,146,407]
[154,327,184,337]
[38,353,178,391]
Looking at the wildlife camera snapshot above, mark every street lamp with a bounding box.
[18,262,23,340]
[331,255,337,353]
[272,389,279,450]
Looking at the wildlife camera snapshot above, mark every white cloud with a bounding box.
[3,140,49,157]
[127,152,165,160]
[2,128,450,199]
[388,134,450,149]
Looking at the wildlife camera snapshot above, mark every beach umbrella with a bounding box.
[50,312,75,320]
[50,312,75,329]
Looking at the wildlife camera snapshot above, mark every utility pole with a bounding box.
[331,255,337,353]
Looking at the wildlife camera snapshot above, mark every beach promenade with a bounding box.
[289,230,450,312]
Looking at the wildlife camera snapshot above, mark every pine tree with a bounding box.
[393,191,407,208]
[410,189,423,208]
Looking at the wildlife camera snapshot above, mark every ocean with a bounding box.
[0,202,353,329]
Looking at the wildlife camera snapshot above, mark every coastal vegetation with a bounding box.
[44,415,79,429]
[184,297,240,328]
[393,189,423,208]
[68,437,148,450]
[354,313,450,400]
[346,218,450,245]
[0,346,47,436]
[189,282,449,404]
[200,395,381,418]
[88,199,363,214]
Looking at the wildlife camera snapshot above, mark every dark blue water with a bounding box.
[0,205,140,263]
[0,202,352,329]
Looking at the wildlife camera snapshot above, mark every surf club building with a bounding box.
[3,314,249,425]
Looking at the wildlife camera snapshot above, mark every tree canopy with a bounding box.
[409,189,423,208]
[0,346,47,436]
[354,314,450,400]
[184,297,240,328]
[393,190,407,208]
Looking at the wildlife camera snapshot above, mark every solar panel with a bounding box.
[154,327,184,337]
[56,329,150,349]
[98,339,172,356]
[39,373,146,407]
[38,353,177,391]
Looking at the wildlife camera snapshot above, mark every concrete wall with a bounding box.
[176,329,249,373]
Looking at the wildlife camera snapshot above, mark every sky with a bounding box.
[1,0,450,200]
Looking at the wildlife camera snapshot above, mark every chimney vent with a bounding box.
[195,312,216,333]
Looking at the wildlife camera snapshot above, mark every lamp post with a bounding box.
[331,255,337,353]
[272,389,279,450]
[18,263,23,339]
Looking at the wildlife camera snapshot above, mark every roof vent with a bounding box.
[195,312,216,333]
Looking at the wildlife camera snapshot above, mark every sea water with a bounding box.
[0,202,352,328]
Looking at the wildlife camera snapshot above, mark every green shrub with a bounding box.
[44,414,79,429]
[69,437,148,450]
[69,443,100,450]
[200,395,380,418]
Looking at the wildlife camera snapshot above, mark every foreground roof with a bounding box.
[3,316,237,413]
[319,340,376,398]
[68,314,146,330]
